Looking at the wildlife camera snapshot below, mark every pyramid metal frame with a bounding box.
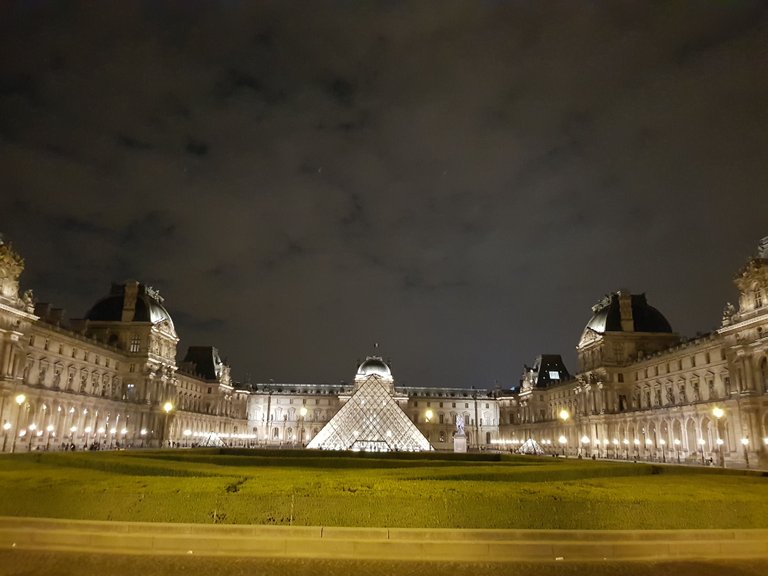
[307,375,432,452]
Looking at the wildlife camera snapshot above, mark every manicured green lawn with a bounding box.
[0,449,765,529]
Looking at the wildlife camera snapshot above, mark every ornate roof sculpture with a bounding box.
[307,357,431,452]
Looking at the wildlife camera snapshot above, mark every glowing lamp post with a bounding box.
[69,426,77,447]
[299,406,307,447]
[140,428,147,448]
[673,439,681,464]
[659,438,666,463]
[698,438,706,465]
[741,438,750,469]
[712,406,725,468]
[163,402,174,448]
[633,438,640,460]
[2,421,10,452]
[46,425,55,451]
[558,435,567,457]
[558,409,569,456]
[11,394,26,453]
[27,423,37,451]
[580,435,590,458]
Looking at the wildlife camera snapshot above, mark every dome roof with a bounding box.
[356,356,392,378]
[86,282,174,329]
[584,292,672,335]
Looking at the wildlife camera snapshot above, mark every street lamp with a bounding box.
[673,439,681,464]
[27,423,37,451]
[11,394,26,453]
[712,406,725,468]
[425,409,433,423]
[46,425,55,450]
[299,406,307,447]
[659,438,666,463]
[698,438,706,465]
[558,435,567,457]
[580,435,590,458]
[622,438,629,460]
[741,437,749,469]
[163,401,174,448]
[2,421,10,452]
[633,438,640,460]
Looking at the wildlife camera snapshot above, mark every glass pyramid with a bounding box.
[307,375,432,452]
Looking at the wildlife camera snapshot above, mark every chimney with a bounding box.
[618,290,634,332]
[121,281,139,322]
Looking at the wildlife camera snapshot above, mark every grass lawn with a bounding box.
[0,449,765,529]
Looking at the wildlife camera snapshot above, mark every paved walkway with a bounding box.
[2,516,767,562]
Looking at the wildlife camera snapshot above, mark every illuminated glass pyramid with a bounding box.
[307,357,432,452]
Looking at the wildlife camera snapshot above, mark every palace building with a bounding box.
[1,235,766,467]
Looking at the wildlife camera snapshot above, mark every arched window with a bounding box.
[755,287,764,309]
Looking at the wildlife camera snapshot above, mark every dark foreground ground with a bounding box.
[2,551,767,576]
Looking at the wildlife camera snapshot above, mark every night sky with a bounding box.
[1,1,766,389]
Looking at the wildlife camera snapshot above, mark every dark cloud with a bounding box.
[1,1,766,387]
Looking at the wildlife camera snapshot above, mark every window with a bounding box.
[129,335,140,353]
[452,402,456,408]
[617,373,624,383]
[439,414,444,424]
[207,387,212,394]
[439,402,443,408]
[691,355,696,368]
[705,352,711,364]
[465,403,469,409]
[756,288,764,308]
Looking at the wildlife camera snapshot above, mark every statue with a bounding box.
[455,414,465,436]
[21,288,34,312]
[666,387,674,404]
[722,302,736,324]
[453,414,467,453]
[678,385,687,404]
[692,381,700,401]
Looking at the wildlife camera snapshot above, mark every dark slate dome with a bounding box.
[86,282,174,329]
[585,292,672,334]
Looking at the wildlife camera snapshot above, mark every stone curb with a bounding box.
[1,517,767,561]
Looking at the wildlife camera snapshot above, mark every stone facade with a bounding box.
[2,234,767,467]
